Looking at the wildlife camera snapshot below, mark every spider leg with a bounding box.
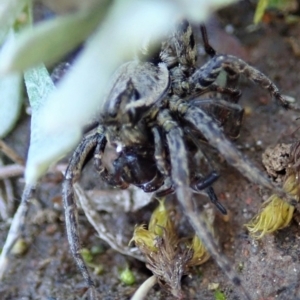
[186,133,221,193]
[190,174,227,215]
[191,170,219,191]
[191,98,244,139]
[155,171,227,215]
[200,25,240,89]
[185,126,220,187]
[189,54,298,110]
[174,99,295,203]
[93,141,105,173]
[151,126,176,197]
[63,129,106,299]
[205,83,241,103]
[152,127,170,177]
[157,109,251,300]
[213,100,243,140]
[185,126,227,214]
[200,24,216,57]
[152,125,225,213]
[206,187,227,215]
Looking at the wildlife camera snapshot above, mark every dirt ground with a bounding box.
[1,2,300,300]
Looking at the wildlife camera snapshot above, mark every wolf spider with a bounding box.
[63,20,296,299]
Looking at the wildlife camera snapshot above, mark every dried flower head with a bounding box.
[245,141,300,238]
[187,234,211,266]
[130,224,158,252]
[131,199,214,298]
[148,198,175,237]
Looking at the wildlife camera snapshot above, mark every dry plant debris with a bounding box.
[246,142,300,238]
[130,199,213,298]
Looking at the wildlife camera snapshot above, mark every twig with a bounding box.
[0,184,35,280]
[74,183,145,262]
[0,163,68,180]
[0,188,9,220]
[0,164,24,179]
[0,139,25,166]
[0,157,15,220]
[3,175,14,216]
[131,275,157,300]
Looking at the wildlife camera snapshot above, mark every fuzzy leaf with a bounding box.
[0,1,110,75]
[24,64,81,184]
[0,73,22,137]
[0,31,22,138]
[0,0,30,44]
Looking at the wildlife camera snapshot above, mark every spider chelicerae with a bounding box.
[63,19,297,299]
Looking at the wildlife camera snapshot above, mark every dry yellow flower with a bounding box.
[245,172,298,239]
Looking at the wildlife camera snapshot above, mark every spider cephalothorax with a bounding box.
[63,20,297,299]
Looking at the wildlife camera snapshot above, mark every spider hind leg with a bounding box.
[153,125,225,213]
[63,130,106,299]
[178,101,288,199]
[157,109,251,300]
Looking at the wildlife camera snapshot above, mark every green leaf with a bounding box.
[0,30,22,138]
[24,64,55,110]
[0,0,30,44]
[24,64,81,184]
[268,0,296,10]
[0,1,110,75]
[214,289,227,300]
[0,73,22,138]
[254,0,269,24]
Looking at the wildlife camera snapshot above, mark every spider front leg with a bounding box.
[190,170,219,191]
[206,186,227,215]
[200,25,240,91]
[151,127,170,179]
[156,109,251,300]
[173,98,297,205]
[152,125,226,213]
[63,129,106,300]
[191,175,227,215]
[189,54,297,109]
[184,126,227,214]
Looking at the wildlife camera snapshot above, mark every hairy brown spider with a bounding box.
[63,20,297,299]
